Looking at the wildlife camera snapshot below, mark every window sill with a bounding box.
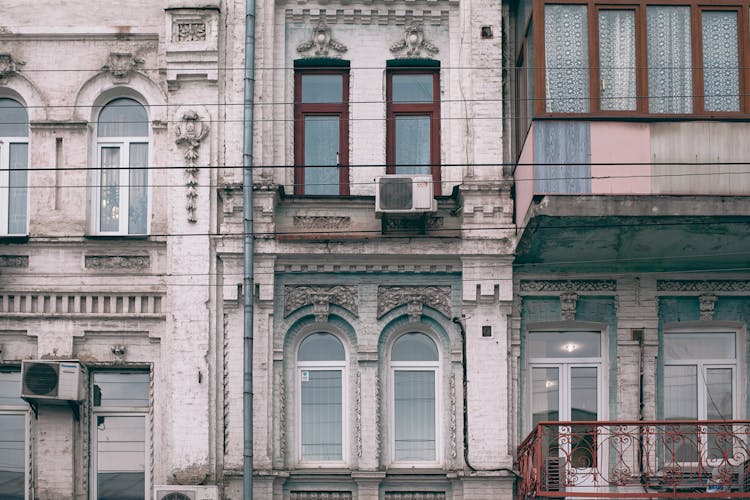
[84,234,151,240]
[533,113,750,122]
[0,235,29,244]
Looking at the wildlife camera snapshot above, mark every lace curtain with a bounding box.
[647,6,692,113]
[545,4,589,113]
[702,11,739,112]
[599,10,636,111]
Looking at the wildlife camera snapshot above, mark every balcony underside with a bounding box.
[514,195,750,274]
[517,420,750,498]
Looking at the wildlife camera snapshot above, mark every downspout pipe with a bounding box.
[243,0,256,498]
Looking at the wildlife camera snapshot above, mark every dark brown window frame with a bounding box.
[525,0,750,118]
[385,68,442,196]
[294,67,350,196]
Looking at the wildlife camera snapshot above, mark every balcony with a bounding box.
[517,420,750,498]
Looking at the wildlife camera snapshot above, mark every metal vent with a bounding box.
[544,456,565,492]
[23,362,59,396]
[161,494,192,500]
[379,176,413,210]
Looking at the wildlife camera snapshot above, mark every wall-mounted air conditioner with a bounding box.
[21,360,84,402]
[375,175,436,214]
[154,485,219,500]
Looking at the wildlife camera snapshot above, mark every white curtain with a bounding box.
[647,6,692,113]
[702,11,739,112]
[545,4,589,113]
[599,10,636,111]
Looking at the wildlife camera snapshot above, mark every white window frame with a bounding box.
[389,333,442,467]
[90,373,150,500]
[295,335,348,467]
[0,371,31,500]
[0,136,29,236]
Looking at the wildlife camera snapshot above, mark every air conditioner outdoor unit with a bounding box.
[21,360,84,402]
[375,175,436,214]
[154,485,219,500]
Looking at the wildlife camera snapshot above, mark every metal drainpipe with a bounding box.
[242,0,256,498]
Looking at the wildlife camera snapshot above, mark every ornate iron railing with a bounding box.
[517,420,750,498]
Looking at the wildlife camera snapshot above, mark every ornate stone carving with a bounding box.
[384,216,444,231]
[177,22,206,42]
[290,493,352,500]
[0,53,24,79]
[293,216,351,230]
[699,293,718,321]
[560,292,578,321]
[175,111,209,223]
[385,494,445,500]
[283,285,358,318]
[375,374,382,463]
[657,280,750,292]
[85,255,150,270]
[101,52,143,82]
[297,21,348,58]
[0,255,29,268]
[520,280,617,293]
[449,374,457,461]
[390,23,439,58]
[222,313,230,454]
[406,298,423,322]
[110,344,127,356]
[377,286,452,319]
[279,374,287,462]
[355,370,362,458]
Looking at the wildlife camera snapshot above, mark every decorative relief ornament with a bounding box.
[0,54,24,80]
[177,22,207,42]
[377,286,452,319]
[390,23,439,58]
[283,285,359,318]
[175,111,209,223]
[560,292,578,321]
[699,293,718,321]
[296,21,348,58]
[520,279,617,292]
[101,52,143,82]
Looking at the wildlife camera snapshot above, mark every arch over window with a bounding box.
[390,331,440,464]
[0,98,29,235]
[95,97,149,235]
[296,332,346,463]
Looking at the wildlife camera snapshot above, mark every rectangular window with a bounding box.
[394,370,436,462]
[701,10,740,112]
[598,9,637,111]
[0,371,28,500]
[294,69,349,195]
[647,6,693,113]
[386,68,441,194]
[300,369,343,461]
[92,372,149,500]
[97,143,149,235]
[544,4,589,113]
[0,142,28,236]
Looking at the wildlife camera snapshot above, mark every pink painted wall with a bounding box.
[590,122,652,194]
[515,125,535,226]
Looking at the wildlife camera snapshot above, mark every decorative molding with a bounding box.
[296,20,348,58]
[283,285,358,318]
[222,312,230,455]
[699,293,718,321]
[449,374,457,461]
[0,292,164,317]
[101,52,143,83]
[177,22,206,42]
[290,493,352,500]
[390,23,439,58]
[0,53,25,80]
[279,374,287,463]
[293,216,351,230]
[0,255,29,268]
[355,370,362,458]
[85,255,150,270]
[148,364,155,492]
[110,344,127,357]
[375,374,382,464]
[657,280,750,292]
[175,110,209,223]
[278,262,458,274]
[560,292,578,321]
[377,286,451,319]
[520,279,617,293]
[284,9,451,27]
[384,216,444,232]
[385,493,446,500]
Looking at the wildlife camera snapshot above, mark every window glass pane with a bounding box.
[394,115,431,176]
[599,10,636,111]
[298,333,345,362]
[544,4,589,113]
[392,333,438,362]
[702,11,739,112]
[0,414,25,500]
[664,365,697,419]
[532,367,559,425]
[8,143,28,235]
[394,370,435,461]
[0,99,28,137]
[93,373,149,408]
[0,372,23,406]
[128,143,148,234]
[303,116,340,195]
[706,368,733,420]
[526,331,601,358]
[664,333,735,360]
[100,147,121,232]
[571,367,598,421]
[392,74,434,103]
[647,6,692,113]
[301,75,343,103]
[96,415,145,500]
[300,370,342,461]
[98,98,148,137]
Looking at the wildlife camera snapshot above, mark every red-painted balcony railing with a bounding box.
[517,420,750,498]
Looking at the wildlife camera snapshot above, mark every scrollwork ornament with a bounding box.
[375,374,382,463]
[279,374,287,462]
[296,21,348,57]
[449,374,457,461]
[355,371,362,458]
[0,53,25,80]
[390,23,439,58]
[175,111,209,223]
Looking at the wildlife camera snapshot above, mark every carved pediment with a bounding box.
[284,285,358,321]
[377,285,451,319]
[390,23,439,58]
[297,21,348,58]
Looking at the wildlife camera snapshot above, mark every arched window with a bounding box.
[0,98,29,235]
[390,332,440,463]
[297,332,346,463]
[96,98,149,234]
